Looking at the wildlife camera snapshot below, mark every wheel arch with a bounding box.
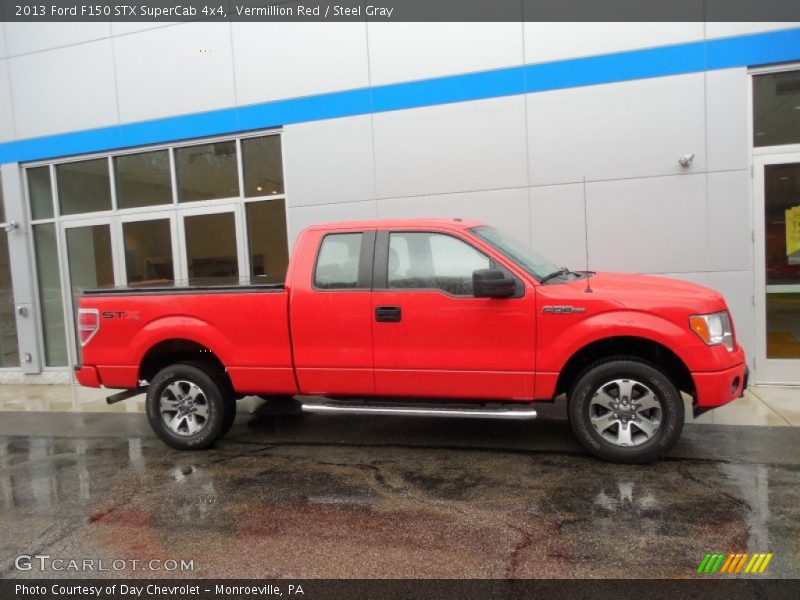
[555,335,695,399]
[139,338,230,388]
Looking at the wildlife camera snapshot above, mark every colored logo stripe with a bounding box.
[697,552,725,573]
[723,553,747,574]
[759,553,774,573]
[745,553,774,574]
[698,552,773,575]
[720,553,737,573]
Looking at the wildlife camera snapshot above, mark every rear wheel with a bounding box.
[568,359,684,463]
[146,363,230,450]
[181,360,236,437]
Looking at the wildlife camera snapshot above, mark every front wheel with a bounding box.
[568,359,684,463]
[146,363,230,450]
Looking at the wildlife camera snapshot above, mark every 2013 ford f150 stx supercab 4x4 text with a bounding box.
[75,219,747,463]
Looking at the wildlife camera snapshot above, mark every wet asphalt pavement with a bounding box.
[0,399,799,579]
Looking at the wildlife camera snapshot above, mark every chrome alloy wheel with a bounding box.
[589,379,663,447]
[160,380,210,436]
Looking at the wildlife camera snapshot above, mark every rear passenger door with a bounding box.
[371,230,536,400]
[290,229,376,395]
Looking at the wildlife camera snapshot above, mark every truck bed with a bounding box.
[78,284,296,394]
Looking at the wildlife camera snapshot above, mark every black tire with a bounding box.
[568,359,684,464]
[182,360,237,438]
[219,396,237,438]
[146,363,230,450]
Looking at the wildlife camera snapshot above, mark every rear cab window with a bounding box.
[314,231,374,290]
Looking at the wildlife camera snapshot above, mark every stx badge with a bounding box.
[101,311,141,322]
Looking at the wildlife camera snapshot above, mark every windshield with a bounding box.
[470,225,562,281]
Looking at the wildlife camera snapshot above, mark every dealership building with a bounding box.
[0,21,799,388]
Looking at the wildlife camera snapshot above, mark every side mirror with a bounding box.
[473,269,515,298]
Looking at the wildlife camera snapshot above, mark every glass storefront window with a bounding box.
[0,229,19,367]
[65,225,115,294]
[184,212,239,285]
[242,136,284,197]
[18,131,286,370]
[175,141,239,202]
[57,158,112,215]
[115,150,173,209]
[764,163,800,359]
[246,200,289,283]
[65,225,114,356]
[33,224,68,366]
[754,70,800,148]
[27,166,54,220]
[123,219,174,286]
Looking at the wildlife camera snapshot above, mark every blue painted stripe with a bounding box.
[524,41,707,92]
[371,66,526,112]
[1,27,799,164]
[707,27,800,69]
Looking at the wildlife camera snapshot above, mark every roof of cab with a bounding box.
[303,218,484,232]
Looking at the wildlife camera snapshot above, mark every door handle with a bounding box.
[375,305,401,322]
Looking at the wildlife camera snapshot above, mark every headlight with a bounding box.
[689,311,735,351]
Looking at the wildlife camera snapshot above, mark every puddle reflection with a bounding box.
[0,429,797,578]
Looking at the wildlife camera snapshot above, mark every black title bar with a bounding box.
[3,579,800,600]
[3,0,800,22]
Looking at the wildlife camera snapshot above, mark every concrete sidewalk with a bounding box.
[0,383,797,426]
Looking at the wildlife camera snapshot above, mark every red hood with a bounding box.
[557,272,727,315]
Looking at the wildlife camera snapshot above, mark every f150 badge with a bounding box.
[542,306,586,314]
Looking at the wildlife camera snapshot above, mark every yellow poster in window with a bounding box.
[787,205,800,265]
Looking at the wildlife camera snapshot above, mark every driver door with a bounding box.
[371,230,536,400]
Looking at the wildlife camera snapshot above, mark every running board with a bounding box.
[300,402,537,420]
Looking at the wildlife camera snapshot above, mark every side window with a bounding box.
[314,233,363,289]
[388,232,491,296]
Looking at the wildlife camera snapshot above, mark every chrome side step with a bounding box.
[300,402,537,420]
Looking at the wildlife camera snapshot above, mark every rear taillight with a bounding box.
[78,308,100,346]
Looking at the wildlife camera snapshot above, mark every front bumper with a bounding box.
[692,362,748,418]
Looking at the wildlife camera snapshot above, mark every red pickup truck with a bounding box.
[76,219,747,463]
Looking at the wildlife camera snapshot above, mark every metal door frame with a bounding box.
[57,215,120,367]
[752,151,800,384]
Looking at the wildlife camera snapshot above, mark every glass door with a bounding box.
[60,218,120,361]
[754,153,800,383]
[116,211,180,287]
[177,205,247,286]
[0,183,19,367]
